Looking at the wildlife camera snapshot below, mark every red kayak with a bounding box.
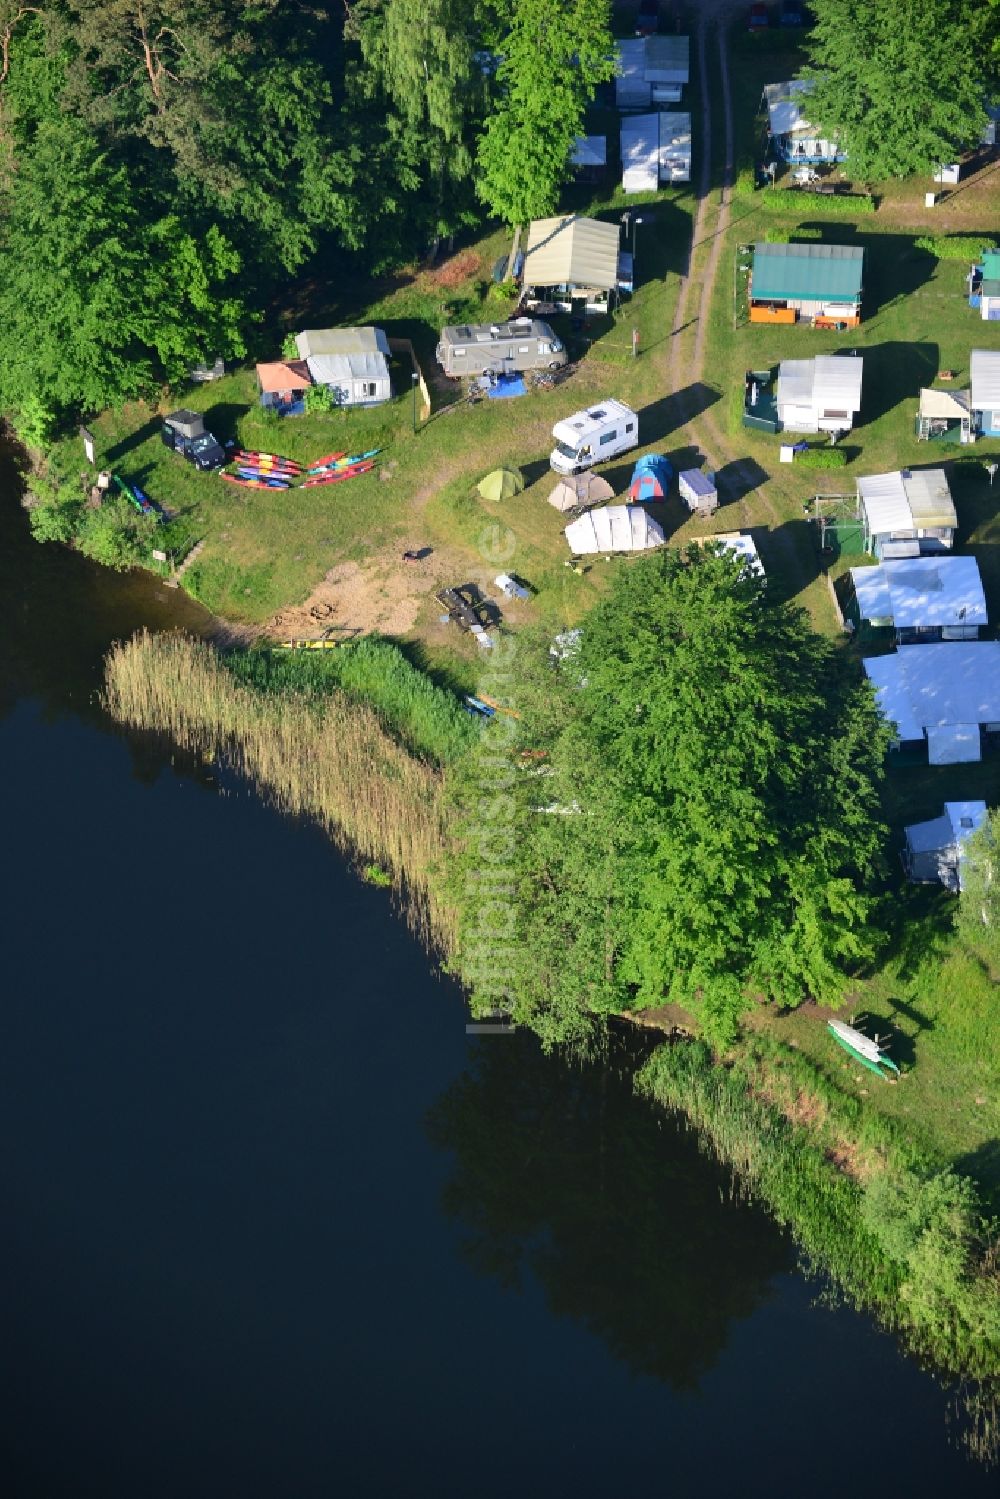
[301,461,375,488]
[231,450,301,472]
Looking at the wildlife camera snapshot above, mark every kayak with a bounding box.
[231,450,301,471]
[301,461,375,488]
[236,466,298,483]
[276,639,342,651]
[307,447,380,475]
[220,472,289,490]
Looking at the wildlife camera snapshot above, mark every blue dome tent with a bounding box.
[629,453,673,502]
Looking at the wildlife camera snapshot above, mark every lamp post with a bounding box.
[411,371,419,433]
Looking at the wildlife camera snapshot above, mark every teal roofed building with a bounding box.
[749,242,864,326]
[971,249,1000,320]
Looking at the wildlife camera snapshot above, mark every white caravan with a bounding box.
[549,400,639,475]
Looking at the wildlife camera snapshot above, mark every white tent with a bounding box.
[863,642,1000,761]
[564,504,665,555]
[548,474,614,513]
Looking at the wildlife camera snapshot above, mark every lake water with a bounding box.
[0,445,994,1497]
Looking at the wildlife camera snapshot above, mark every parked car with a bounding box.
[161,409,226,471]
[748,2,769,27]
[780,0,804,24]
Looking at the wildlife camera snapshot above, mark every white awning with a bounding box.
[858,472,912,535]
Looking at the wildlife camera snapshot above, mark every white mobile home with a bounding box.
[658,112,692,183]
[849,556,986,641]
[761,81,845,164]
[857,468,957,558]
[616,35,689,111]
[903,802,988,891]
[971,347,1000,438]
[776,353,863,434]
[863,642,1000,763]
[294,327,392,407]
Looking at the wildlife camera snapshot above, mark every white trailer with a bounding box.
[549,400,639,475]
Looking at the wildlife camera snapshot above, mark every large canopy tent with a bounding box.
[522,215,620,301]
[548,474,614,513]
[863,641,1000,763]
[564,504,665,555]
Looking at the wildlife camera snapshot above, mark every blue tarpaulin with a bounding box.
[488,375,527,400]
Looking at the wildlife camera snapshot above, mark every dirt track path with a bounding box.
[665,5,807,567]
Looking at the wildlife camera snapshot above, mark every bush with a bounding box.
[914,234,997,260]
[757,189,876,216]
[280,332,299,359]
[304,382,338,413]
[793,446,848,469]
[732,165,757,199]
[15,392,57,449]
[29,499,79,544]
[487,279,518,305]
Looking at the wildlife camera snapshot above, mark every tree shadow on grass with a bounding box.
[876,880,956,984]
[202,401,253,443]
[104,417,163,465]
[638,382,721,444]
[953,1139,1000,1212]
[715,456,770,507]
[856,342,939,427]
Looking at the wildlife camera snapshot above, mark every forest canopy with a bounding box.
[0,0,614,427]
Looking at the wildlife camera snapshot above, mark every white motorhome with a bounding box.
[435,319,566,378]
[549,400,639,475]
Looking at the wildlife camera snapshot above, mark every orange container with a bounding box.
[749,305,797,324]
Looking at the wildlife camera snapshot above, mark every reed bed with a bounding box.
[103,630,455,945]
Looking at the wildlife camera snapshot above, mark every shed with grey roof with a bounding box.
[903,802,988,890]
[857,468,957,558]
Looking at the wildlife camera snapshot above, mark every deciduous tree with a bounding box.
[475,0,615,225]
[805,0,988,180]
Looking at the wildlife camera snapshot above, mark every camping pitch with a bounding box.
[478,468,525,501]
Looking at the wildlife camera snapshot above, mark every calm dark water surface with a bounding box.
[0,450,993,1497]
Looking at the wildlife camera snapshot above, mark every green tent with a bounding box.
[478,467,524,502]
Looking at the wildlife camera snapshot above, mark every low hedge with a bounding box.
[793,446,848,469]
[757,189,876,216]
[914,234,997,260]
[764,226,823,243]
